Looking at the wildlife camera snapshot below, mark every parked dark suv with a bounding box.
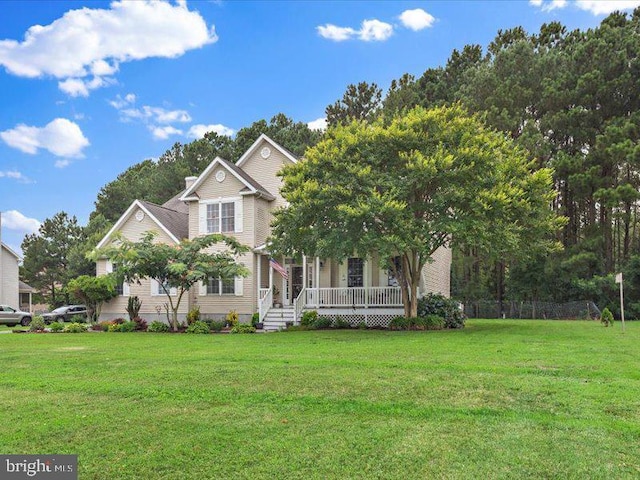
[42,305,88,323]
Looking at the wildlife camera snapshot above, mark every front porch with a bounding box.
[254,252,408,330]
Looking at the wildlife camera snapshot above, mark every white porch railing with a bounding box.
[293,288,306,325]
[259,288,272,322]
[305,287,403,308]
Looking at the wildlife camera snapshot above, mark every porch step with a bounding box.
[263,307,295,332]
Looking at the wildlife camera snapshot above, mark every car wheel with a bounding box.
[20,317,31,326]
[56,316,65,322]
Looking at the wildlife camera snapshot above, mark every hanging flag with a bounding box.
[269,258,289,279]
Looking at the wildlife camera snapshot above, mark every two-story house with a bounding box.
[96,134,451,330]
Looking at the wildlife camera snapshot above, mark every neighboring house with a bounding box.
[96,134,451,330]
[0,242,20,309]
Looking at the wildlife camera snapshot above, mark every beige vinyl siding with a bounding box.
[191,251,256,317]
[188,172,256,247]
[1,247,19,308]
[193,166,246,200]
[239,140,293,210]
[98,206,186,321]
[420,246,452,297]
[254,198,272,248]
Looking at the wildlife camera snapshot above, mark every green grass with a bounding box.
[1,320,639,479]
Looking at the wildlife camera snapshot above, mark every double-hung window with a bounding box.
[206,202,235,233]
[207,278,235,295]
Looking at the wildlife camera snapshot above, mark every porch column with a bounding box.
[302,255,307,287]
[364,259,369,309]
[315,257,320,308]
[256,253,262,312]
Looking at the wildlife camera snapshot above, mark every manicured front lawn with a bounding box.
[1,320,639,479]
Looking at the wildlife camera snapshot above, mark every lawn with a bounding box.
[1,320,639,479]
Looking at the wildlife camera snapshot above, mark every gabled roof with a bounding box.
[235,133,299,168]
[162,189,189,214]
[139,201,189,240]
[19,281,34,292]
[179,156,275,202]
[1,242,20,260]
[96,199,188,249]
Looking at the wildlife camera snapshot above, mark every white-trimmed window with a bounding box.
[105,261,129,296]
[152,279,176,296]
[201,276,244,297]
[207,278,235,295]
[206,202,234,233]
[200,197,243,235]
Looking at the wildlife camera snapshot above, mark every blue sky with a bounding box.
[1,0,638,254]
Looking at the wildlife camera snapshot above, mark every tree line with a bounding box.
[23,8,640,317]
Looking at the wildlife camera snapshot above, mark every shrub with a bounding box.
[389,316,411,330]
[417,293,466,329]
[226,310,239,327]
[93,321,114,331]
[133,317,148,331]
[186,307,201,325]
[600,307,614,327]
[49,321,64,333]
[301,310,318,327]
[127,296,142,321]
[312,316,333,330]
[107,323,121,332]
[119,321,137,332]
[333,318,351,329]
[29,316,46,332]
[415,315,445,330]
[209,320,226,332]
[64,322,88,333]
[230,324,256,334]
[186,321,210,334]
[112,318,126,325]
[251,312,260,327]
[148,321,170,333]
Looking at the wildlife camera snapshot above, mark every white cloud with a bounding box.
[1,210,41,234]
[54,159,72,168]
[0,170,33,183]
[317,18,393,42]
[109,93,136,109]
[359,19,393,41]
[187,124,235,138]
[317,24,357,41]
[117,105,191,124]
[529,0,567,11]
[307,117,327,131]
[0,0,217,96]
[576,0,640,14]
[399,9,436,31]
[150,125,183,140]
[58,75,115,97]
[0,118,89,158]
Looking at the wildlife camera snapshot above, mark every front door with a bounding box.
[292,266,304,301]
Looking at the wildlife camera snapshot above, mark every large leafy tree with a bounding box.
[21,212,86,307]
[92,233,249,331]
[272,105,562,317]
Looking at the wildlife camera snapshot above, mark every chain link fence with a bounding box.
[463,300,601,320]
